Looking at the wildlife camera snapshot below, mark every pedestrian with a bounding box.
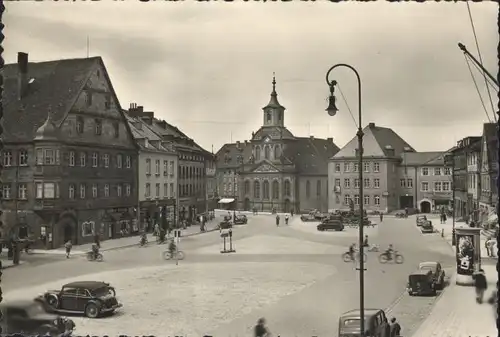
[379,212,383,222]
[389,317,401,337]
[486,238,496,257]
[291,209,294,217]
[64,240,72,259]
[254,318,270,337]
[276,214,280,227]
[472,269,488,304]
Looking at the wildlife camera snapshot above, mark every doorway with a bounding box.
[399,195,414,209]
[420,201,431,213]
[284,199,291,213]
[244,198,251,211]
[63,223,74,243]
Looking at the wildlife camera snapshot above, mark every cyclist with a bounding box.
[349,243,356,260]
[385,244,394,260]
[168,239,177,257]
[91,243,100,260]
[254,318,270,337]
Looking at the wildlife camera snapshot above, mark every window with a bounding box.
[82,221,94,237]
[95,119,102,135]
[125,184,131,196]
[104,184,110,197]
[69,184,75,199]
[36,149,43,165]
[422,167,429,176]
[335,178,341,187]
[169,161,175,176]
[374,195,380,205]
[163,160,168,176]
[316,180,321,197]
[274,146,280,160]
[255,147,261,161]
[335,163,341,173]
[19,150,28,166]
[264,146,270,160]
[146,159,151,175]
[407,179,413,188]
[228,183,232,192]
[263,181,270,199]
[155,160,160,175]
[434,168,441,176]
[354,179,360,188]
[434,182,442,192]
[18,184,27,199]
[44,149,55,165]
[170,183,174,197]
[344,162,350,172]
[113,122,119,137]
[164,183,168,198]
[117,154,122,168]
[354,194,360,205]
[3,151,12,167]
[117,184,122,197]
[266,112,272,121]
[76,117,84,134]
[363,178,370,188]
[84,91,92,106]
[126,156,131,168]
[80,184,86,199]
[36,183,43,199]
[305,180,311,198]
[344,179,350,188]
[374,179,380,188]
[92,152,98,167]
[363,162,370,173]
[2,185,11,199]
[92,184,98,198]
[80,152,86,167]
[69,151,75,166]
[145,183,151,198]
[155,183,160,198]
[364,195,370,205]
[421,182,429,191]
[444,167,451,175]
[353,163,359,172]
[272,181,280,199]
[284,180,291,196]
[443,182,450,191]
[254,181,260,198]
[103,154,109,168]
[373,162,380,173]
[400,179,406,188]
[344,194,351,205]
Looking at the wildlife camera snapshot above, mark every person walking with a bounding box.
[275,214,280,227]
[254,318,270,337]
[389,317,401,337]
[486,237,496,257]
[379,212,383,223]
[64,240,72,259]
[473,269,488,304]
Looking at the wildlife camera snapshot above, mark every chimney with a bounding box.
[244,140,248,146]
[236,141,240,148]
[17,52,29,100]
[327,137,333,142]
[368,122,375,128]
[310,135,314,140]
[158,120,167,129]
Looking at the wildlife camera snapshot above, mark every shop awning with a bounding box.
[218,198,235,204]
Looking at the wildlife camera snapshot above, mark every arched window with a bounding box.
[266,112,272,122]
[306,180,311,198]
[244,180,250,195]
[274,146,280,160]
[264,146,270,160]
[254,181,260,199]
[272,180,279,199]
[263,180,270,199]
[255,147,261,161]
[316,180,321,197]
[284,180,291,197]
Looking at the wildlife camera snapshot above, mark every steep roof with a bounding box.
[262,75,285,110]
[333,123,415,159]
[402,151,447,166]
[125,114,176,154]
[252,126,295,141]
[3,56,98,143]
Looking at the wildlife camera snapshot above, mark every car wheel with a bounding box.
[85,302,101,318]
[46,294,59,308]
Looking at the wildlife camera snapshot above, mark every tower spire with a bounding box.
[272,72,276,95]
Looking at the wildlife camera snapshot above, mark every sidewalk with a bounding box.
[0,258,27,269]
[31,222,218,256]
[411,264,497,337]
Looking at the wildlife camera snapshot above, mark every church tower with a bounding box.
[262,74,285,128]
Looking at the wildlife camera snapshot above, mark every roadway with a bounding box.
[3,214,455,337]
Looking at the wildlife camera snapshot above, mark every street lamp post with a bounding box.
[325,64,365,337]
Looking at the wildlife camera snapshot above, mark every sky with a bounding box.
[4,2,499,153]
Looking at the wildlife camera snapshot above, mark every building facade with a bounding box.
[126,114,178,231]
[479,123,497,224]
[215,76,339,213]
[1,53,139,248]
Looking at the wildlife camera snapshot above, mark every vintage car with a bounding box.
[300,213,317,222]
[407,269,436,296]
[218,221,233,230]
[36,281,122,318]
[0,299,73,336]
[317,219,344,232]
[338,308,390,337]
[419,261,446,289]
[416,215,427,226]
[233,214,248,225]
[420,220,434,233]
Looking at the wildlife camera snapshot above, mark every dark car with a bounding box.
[420,220,434,233]
[218,221,233,230]
[233,214,248,225]
[416,215,427,226]
[36,281,122,318]
[407,269,436,296]
[0,299,72,336]
[419,261,446,290]
[317,220,344,231]
[338,308,390,337]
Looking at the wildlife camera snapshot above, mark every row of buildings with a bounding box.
[1,53,216,248]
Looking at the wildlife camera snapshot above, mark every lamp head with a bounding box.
[326,81,338,117]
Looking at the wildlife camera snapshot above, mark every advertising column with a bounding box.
[455,226,482,285]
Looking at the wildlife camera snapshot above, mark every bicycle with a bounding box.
[342,251,367,263]
[163,250,185,260]
[378,251,404,264]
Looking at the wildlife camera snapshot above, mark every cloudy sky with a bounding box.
[4,2,498,153]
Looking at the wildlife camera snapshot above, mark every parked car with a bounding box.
[419,261,446,290]
[317,220,344,231]
[416,215,427,226]
[0,299,72,336]
[233,214,248,225]
[218,221,233,230]
[338,308,390,337]
[407,269,436,296]
[300,214,317,222]
[420,220,434,233]
[35,281,122,318]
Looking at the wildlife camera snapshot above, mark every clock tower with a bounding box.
[262,74,285,128]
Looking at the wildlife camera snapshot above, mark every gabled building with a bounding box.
[1,53,139,248]
[328,123,415,212]
[215,76,339,213]
[479,123,497,223]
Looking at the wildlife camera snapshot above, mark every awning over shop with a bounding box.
[218,198,235,204]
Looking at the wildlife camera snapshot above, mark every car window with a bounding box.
[77,288,91,297]
[61,287,78,296]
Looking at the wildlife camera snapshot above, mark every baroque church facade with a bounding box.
[215,76,339,213]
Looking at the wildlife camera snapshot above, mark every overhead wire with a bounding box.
[463,53,492,122]
[467,53,499,92]
[465,0,496,121]
[336,83,358,128]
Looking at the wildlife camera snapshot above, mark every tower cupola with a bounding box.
[262,73,286,127]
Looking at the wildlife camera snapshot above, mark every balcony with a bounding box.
[33,199,59,211]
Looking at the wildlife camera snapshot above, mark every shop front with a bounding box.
[140,199,176,232]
